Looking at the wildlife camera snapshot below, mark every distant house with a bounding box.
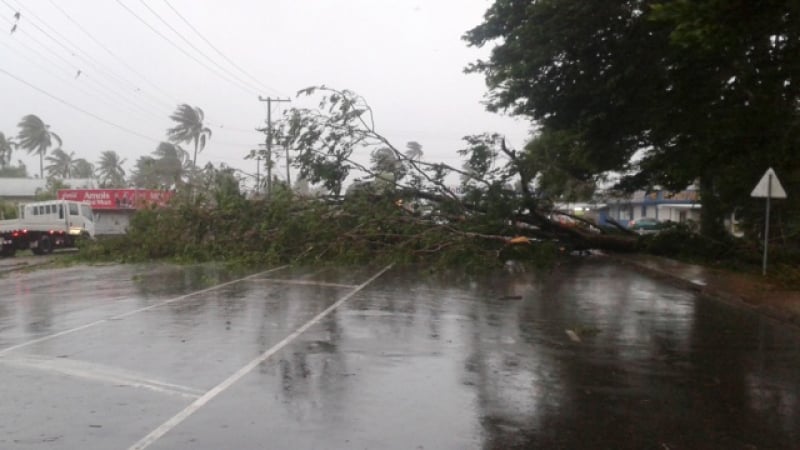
[552,201,607,226]
[0,178,97,203]
[601,188,701,226]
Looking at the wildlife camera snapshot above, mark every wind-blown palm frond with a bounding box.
[153,142,188,188]
[97,150,127,188]
[167,104,212,171]
[71,158,94,179]
[45,148,75,179]
[17,114,61,178]
[0,132,16,167]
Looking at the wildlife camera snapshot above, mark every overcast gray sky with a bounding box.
[0,0,530,184]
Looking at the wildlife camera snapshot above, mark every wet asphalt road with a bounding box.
[0,259,798,449]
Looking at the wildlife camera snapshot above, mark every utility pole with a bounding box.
[252,152,262,195]
[258,96,290,198]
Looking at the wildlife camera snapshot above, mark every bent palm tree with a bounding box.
[71,158,95,179]
[97,150,127,187]
[153,141,190,188]
[45,148,76,179]
[166,104,212,171]
[0,132,16,167]
[17,115,61,179]
[405,141,423,161]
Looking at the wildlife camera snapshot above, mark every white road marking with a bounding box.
[128,264,394,450]
[254,278,358,289]
[0,265,289,357]
[0,354,204,399]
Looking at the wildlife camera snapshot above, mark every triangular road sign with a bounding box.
[751,168,787,198]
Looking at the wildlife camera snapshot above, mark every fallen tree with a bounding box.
[82,86,638,268]
[261,86,639,257]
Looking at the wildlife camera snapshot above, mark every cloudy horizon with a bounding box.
[0,0,530,189]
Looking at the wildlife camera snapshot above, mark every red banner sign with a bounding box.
[58,189,173,210]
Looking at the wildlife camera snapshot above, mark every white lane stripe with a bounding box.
[0,355,203,399]
[0,265,289,357]
[128,264,394,450]
[254,278,358,289]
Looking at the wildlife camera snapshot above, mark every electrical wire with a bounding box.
[46,0,181,110]
[114,0,257,96]
[44,1,261,135]
[2,4,265,156]
[0,15,164,120]
[0,65,161,143]
[138,0,264,94]
[161,0,284,97]
[8,0,173,114]
[3,12,259,142]
[0,39,161,124]
[1,2,171,118]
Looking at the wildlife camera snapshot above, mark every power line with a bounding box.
[7,0,173,114]
[1,2,171,119]
[161,0,284,97]
[46,0,181,111]
[114,0,257,96]
[2,9,262,142]
[44,1,258,135]
[0,21,158,121]
[2,4,265,157]
[0,39,160,124]
[19,0,272,133]
[138,0,264,94]
[0,65,161,144]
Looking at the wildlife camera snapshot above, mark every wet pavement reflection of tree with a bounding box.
[262,260,800,449]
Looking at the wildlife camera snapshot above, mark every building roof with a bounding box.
[0,178,98,197]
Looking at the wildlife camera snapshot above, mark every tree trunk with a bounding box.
[699,174,726,239]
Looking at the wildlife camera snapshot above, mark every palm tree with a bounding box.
[166,104,212,171]
[405,141,423,161]
[45,148,76,179]
[97,150,127,187]
[405,141,424,188]
[17,115,61,178]
[131,156,159,188]
[72,158,95,179]
[152,142,190,188]
[0,132,16,168]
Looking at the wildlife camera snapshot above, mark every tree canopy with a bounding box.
[464,0,800,238]
[167,104,212,172]
[16,114,61,179]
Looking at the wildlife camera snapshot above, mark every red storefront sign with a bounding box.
[57,189,173,210]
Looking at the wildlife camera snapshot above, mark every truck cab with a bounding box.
[18,200,96,239]
[1,200,94,257]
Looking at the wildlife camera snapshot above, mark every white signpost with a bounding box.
[750,168,787,275]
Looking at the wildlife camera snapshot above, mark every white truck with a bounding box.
[0,200,95,257]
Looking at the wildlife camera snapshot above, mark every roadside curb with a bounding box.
[610,254,800,330]
[0,259,55,275]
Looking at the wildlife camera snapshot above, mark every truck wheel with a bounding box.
[38,236,53,255]
[1,244,15,258]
